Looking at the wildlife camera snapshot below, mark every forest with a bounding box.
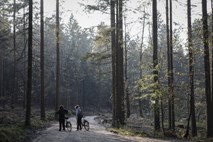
[0,0,213,142]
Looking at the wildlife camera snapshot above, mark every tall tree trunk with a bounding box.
[82,79,84,109]
[25,0,33,126]
[23,4,26,109]
[77,81,79,104]
[169,0,175,131]
[152,0,160,130]
[166,0,172,130]
[1,4,5,108]
[138,8,146,118]
[161,97,165,135]
[124,11,130,118]
[164,0,169,135]
[0,9,4,107]
[2,57,5,108]
[115,0,119,127]
[0,3,3,107]
[55,0,60,118]
[115,0,125,126]
[212,0,213,124]
[40,0,45,120]
[1,57,4,108]
[12,0,16,108]
[187,0,197,136]
[97,66,100,112]
[110,0,116,127]
[202,0,213,137]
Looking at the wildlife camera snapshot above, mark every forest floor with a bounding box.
[0,108,212,142]
[0,107,55,142]
[32,115,188,142]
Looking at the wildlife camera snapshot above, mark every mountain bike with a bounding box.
[65,117,72,131]
[81,117,89,131]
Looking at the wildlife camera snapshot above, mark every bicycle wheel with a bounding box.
[83,120,89,131]
[66,121,72,131]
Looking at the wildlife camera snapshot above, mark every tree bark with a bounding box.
[166,0,172,130]
[211,0,213,128]
[55,0,60,118]
[211,0,213,107]
[23,4,26,109]
[153,0,160,130]
[110,0,116,127]
[12,0,16,108]
[202,0,213,137]
[25,0,33,126]
[138,8,146,118]
[124,10,130,118]
[169,0,175,131]
[40,0,45,120]
[187,0,197,136]
[115,0,125,127]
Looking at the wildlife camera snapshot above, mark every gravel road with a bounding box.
[33,116,186,142]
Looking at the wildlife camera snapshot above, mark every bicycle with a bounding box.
[81,116,89,131]
[65,117,72,131]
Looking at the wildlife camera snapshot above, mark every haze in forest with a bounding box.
[1,0,213,141]
[41,0,211,43]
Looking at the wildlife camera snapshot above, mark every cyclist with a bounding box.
[56,105,68,131]
[75,105,83,131]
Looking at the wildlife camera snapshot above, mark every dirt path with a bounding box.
[33,116,185,142]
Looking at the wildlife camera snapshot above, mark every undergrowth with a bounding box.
[0,109,55,142]
[0,125,25,142]
[107,127,149,138]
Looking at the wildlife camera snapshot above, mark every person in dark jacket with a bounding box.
[56,105,68,131]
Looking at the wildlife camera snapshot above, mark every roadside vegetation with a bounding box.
[96,113,213,142]
[0,108,55,142]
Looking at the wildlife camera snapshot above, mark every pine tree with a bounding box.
[187,0,197,136]
[153,0,160,130]
[40,0,45,120]
[25,0,33,126]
